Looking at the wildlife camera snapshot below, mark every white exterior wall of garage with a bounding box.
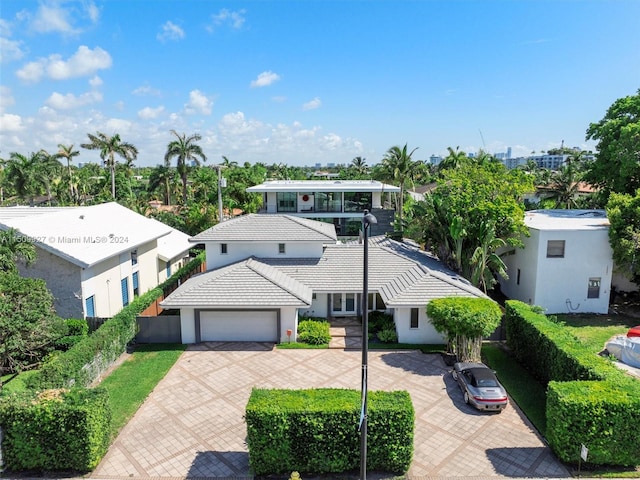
[179,307,299,343]
[394,307,447,344]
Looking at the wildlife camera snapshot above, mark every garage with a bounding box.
[199,310,278,342]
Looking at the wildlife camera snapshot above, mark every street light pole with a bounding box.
[360,209,377,480]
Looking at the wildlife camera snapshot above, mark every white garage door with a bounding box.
[200,311,278,342]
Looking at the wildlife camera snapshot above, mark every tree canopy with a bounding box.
[606,190,640,284]
[407,160,533,290]
[585,89,640,198]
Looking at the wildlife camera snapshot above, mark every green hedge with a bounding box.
[547,380,640,466]
[0,387,111,472]
[245,388,414,475]
[505,300,640,466]
[297,318,331,345]
[27,253,204,390]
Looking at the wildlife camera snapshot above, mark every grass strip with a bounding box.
[100,343,186,440]
[482,343,547,436]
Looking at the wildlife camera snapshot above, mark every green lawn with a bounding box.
[99,343,186,440]
[556,313,637,352]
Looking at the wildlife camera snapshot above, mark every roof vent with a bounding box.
[79,215,84,220]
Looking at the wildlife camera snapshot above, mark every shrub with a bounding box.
[505,300,640,467]
[0,387,111,472]
[377,328,398,343]
[368,311,394,335]
[245,388,413,475]
[55,319,90,351]
[298,319,331,346]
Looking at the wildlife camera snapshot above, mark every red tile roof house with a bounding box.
[161,214,487,344]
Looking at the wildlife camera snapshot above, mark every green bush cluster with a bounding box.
[28,253,204,390]
[298,318,331,345]
[55,318,89,351]
[367,311,398,343]
[505,300,640,466]
[245,388,413,476]
[0,388,111,472]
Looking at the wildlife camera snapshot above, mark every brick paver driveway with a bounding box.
[91,343,570,479]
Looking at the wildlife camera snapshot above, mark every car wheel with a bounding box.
[463,391,470,404]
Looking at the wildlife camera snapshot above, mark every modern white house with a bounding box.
[160,214,487,345]
[500,209,613,314]
[246,180,400,236]
[0,202,191,319]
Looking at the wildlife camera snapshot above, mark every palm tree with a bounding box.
[0,228,37,273]
[470,221,508,293]
[37,149,63,205]
[164,130,207,204]
[148,165,179,206]
[55,144,80,201]
[438,146,468,171]
[3,151,60,205]
[81,132,138,199]
[350,156,368,176]
[380,143,420,228]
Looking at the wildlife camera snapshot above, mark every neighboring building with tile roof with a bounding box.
[162,215,487,344]
[0,202,191,319]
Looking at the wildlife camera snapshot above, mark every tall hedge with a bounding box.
[27,252,204,389]
[245,388,414,475]
[0,388,111,472]
[505,300,640,466]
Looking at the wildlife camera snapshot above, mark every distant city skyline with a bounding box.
[1,1,639,167]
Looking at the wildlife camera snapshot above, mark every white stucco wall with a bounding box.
[18,247,83,319]
[157,254,189,284]
[300,293,329,318]
[395,307,446,344]
[180,308,196,343]
[502,227,613,314]
[280,307,299,343]
[205,241,325,270]
[533,229,612,314]
[81,256,124,318]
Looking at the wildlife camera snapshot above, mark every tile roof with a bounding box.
[190,214,337,243]
[160,257,312,308]
[0,202,174,268]
[162,235,485,309]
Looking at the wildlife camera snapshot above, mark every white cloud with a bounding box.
[0,86,15,113]
[16,45,112,83]
[31,3,78,35]
[138,106,165,119]
[0,19,11,37]
[85,2,100,23]
[321,133,343,150]
[133,84,161,96]
[0,113,24,132]
[0,37,27,63]
[45,90,102,110]
[302,97,322,110]
[89,75,103,87]
[250,71,280,88]
[208,8,246,31]
[157,21,185,42]
[219,111,263,136]
[184,89,213,115]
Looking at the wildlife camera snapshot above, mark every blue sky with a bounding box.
[1,1,639,167]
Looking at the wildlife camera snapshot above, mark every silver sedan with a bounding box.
[452,362,508,412]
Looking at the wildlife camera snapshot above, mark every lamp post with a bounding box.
[360,209,377,480]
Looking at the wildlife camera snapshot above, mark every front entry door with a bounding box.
[332,293,356,315]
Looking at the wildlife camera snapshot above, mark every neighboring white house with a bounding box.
[161,214,487,344]
[500,209,613,314]
[0,202,191,319]
[246,180,400,236]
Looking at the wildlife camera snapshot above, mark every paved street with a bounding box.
[91,343,570,479]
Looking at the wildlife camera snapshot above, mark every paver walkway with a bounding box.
[91,344,570,479]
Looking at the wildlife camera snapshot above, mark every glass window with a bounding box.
[410,308,419,329]
[346,293,355,311]
[277,192,297,212]
[588,277,601,299]
[279,243,286,254]
[132,271,139,297]
[131,249,138,265]
[315,192,341,213]
[344,192,372,212]
[546,240,565,258]
[166,261,171,278]
[221,243,228,254]
[121,277,129,307]
[332,294,342,312]
[85,295,95,317]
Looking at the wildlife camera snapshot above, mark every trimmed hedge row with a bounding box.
[505,300,640,466]
[27,252,204,390]
[245,388,414,476]
[0,388,110,472]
